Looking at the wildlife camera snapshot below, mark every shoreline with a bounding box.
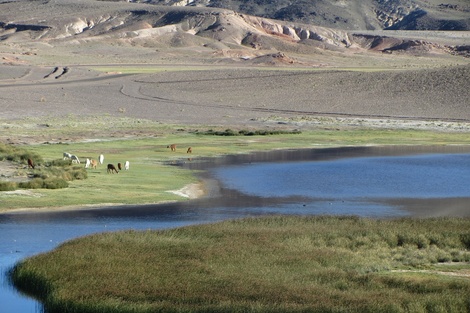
[0,181,209,215]
[2,145,469,217]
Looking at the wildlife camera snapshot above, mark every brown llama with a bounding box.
[107,164,119,174]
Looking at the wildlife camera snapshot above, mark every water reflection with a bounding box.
[212,153,470,198]
[1,145,470,313]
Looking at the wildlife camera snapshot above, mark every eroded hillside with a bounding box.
[1,0,469,67]
[141,0,470,31]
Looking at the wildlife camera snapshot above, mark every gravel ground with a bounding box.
[1,64,469,134]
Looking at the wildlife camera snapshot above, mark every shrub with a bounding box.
[63,166,87,181]
[18,177,69,189]
[0,143,43,167]
[43,178,68,189]
[0,181,18,191]
[19,178,44,189]
[47,159,72,167]
[460,234,470,250]
[202,129,301,136]
[416,234,429,249]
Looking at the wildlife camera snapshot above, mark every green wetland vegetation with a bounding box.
[11,216,470,313]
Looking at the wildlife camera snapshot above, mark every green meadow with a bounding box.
[1,117,470,211]
[11,216,470,313]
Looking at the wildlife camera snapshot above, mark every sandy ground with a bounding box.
[167,182,206,199]
[1,0,468,137]
[1,64,469,139]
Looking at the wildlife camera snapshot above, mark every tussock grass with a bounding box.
[0,142,43,164]
[0,181,17,191]
[11,216,470,313]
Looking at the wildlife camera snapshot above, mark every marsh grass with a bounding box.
[12,216,470,313]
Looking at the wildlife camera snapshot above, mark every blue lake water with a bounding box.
[1,147,469,313]
[212,153,470,199]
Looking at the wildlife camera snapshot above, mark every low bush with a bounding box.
[19,178,45,189]
[0,181,18,191]
[18,177,69,189]
[0,144,87,190]
[202,128,301,136]
[66,166,87,180]
[0,143,43,165]
[46,159,72,167]
[43,178,69,189]
[460,234,470,249]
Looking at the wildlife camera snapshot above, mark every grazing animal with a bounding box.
[124,161,129,170]
[99,154,104,165]
[71,154,80,164]
[63,152,72,160]
[118,163,122,171]
[27,158,35,169]
[187,147,192,154]
[107,164,119,174]
[90,159,98,169]
[85,158,91,168]
[167,144,176,152]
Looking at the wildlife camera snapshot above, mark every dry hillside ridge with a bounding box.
[104,0,470,31]
[1,0,469,64]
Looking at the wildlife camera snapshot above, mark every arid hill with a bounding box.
[0,0,469,65]
[144,0,470,31]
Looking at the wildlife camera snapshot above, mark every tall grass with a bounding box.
[11,216,470,313]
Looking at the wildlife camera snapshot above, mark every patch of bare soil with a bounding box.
[167,182,206,199]
[4,65,470,120]
[0,160,31,185]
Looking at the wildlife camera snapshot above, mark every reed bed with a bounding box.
[11,216,470,313]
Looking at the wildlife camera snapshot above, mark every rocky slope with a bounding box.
[1,0,469,65]
[142,0,470,31]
